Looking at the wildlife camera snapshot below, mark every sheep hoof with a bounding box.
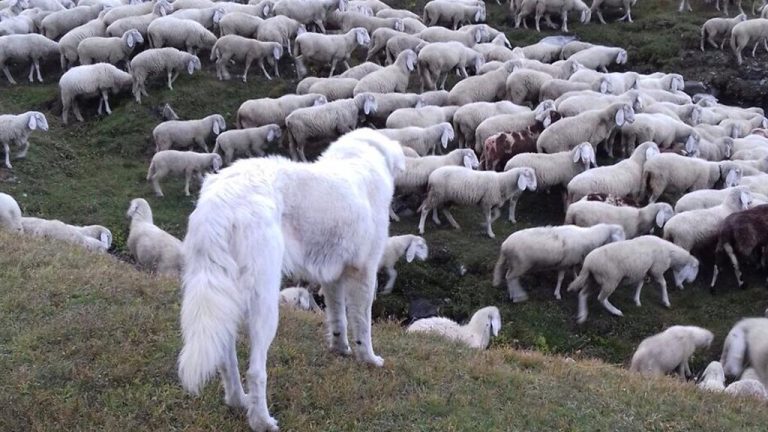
[248,413,279,432]
[510,293,528,303]
[663,301,671,308]
[576,314,587,324]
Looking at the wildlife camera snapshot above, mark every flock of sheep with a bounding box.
[4,0,768,428]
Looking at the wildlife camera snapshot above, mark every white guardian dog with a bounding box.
[177,128,406,431]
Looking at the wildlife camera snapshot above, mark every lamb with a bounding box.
[58,63,132,125]
[640,154,743,203]
[675,186,766,213]
[725,378,768,400]
[218,12,263,37]
[567,141,660,203]
[105,1,173,38]
[417,166,538,238]
[452,101,529,149]
[493,223,625,302]
[628,326,714,378]
[338,61,383,79]
[532,0,591,33]
[125,198,183,277]
[272,0,347,33]
[377,123,454,156]
[40,3,103,39]
[698,361,726,392]
[730,18,768,65]
[567,46,627,72]
[353,48,416,95]
[480,111,562,172]
[536,103,635,154]
[447,60,514,105]
[559,40,594,58]
[256,15,305,56]
[711,203,768,289]
[0,33,59,84]
[279,287,321,312]
[177,129,403,431]
[663,187,753,253]
[146,15,217,54]
[20,217,110,253]
[590,0,635,23]
[565,199,674,240]
[386,105,459,128]
[210,35,282,82]
[74,224,113,250]
[76,28,143,71]
[720,318,768,387]
[129,47,201,103]
[284,93,378,161]
[702,14,747,51]
[57,18,107,70]
[416,41,484,91]
[293,27,370,78]
[406,306,501,349]
[0,110,48,169]
[422,0,485,29]
[568,69,638,94]
[146,150,222,196]
[416,25,487,47]
[153,114,226,152]
[235,93,327,129]
[0,192,22,233]
[378,234,428,294]
[213,124,282,165]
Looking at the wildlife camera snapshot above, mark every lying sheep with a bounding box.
[537,103,635,154]
[129,47,201,103]
[77,28,144,71]
[153,114,226,152]
[213,124,281,165]
[0,33,59,85]
[418,166,538,238]
[378,123,454,156]
[0,111,48,169]
[378,234,428,294]
[702,14,747,51]
[353,49,416,95]
[126,198,183,277]
[565,200,674,239]
[711,203,768,289]
[236,93,327,129]
[629,326,714,378]
[293,27,370,78]
[493,223,625,302]
[147,150,222,197]
[721,318,768,386]
[0,192,22,233]
[725,378,768,400]
[58,63,133,125]
[640,154,742,203]
[406,306,501,349]
[21,217,109,253]
[279,287,321,312]
[698,361,726,392]
[210,35,282,82]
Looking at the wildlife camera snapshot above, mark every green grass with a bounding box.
[2,1,768,428]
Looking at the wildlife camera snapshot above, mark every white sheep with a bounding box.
[721,318,768,387]
[293,26,369,78]
[338,60,383,79]
[453,101,529,149]
[77,28,143,70]
[629,326,714,378]
[279,287,321,312]
[537,102,635,154]
[339,11,403,34]
[532,0,591,33]
[386,104,459,128]
[565,200,674,238]
[568,69,638,93]
[219,12,263,37]
[675,186,765,213]
[384,33,427,64]
[352,48,415,95]
[256,15,305,56]
[643,102,702,127]
[640,154,743,203]
[21,216,109,253]
[378,234,428,294]
[126,198,183,277]
[417,25,487,47]
[447,61,515,105]
[57,18,107,70]
[0,111,48,169]
[364,92,422,126]
[618,113,699,157]
[567,141,660,203]
[272,0,347,33]
[417,166,538,238]
[40,3,103,40]
[566,45,627,72]
[213,124,282,165]
[422,0,485,30]
[702,14,748,51]
[698,361,726,392]
[416,41,483,91]
[129,47,201,103]
[636,73,685,92]
[210,35,282,82]
[102,0,166,25]
[406,306,501,349]
[146,15,217,54]
[730,18,768,65]
[58,63,132,125]
[377,123,454,156]
[473,101,554,152]
[493,223,625,302]
[555,89,644,117]
[538,77,612,102]
[236,93,327,129]
[146,150,222,196]
[0,192,22,233]
[153,114,226,152]
[105,1,172,38]
[0,33,59,84]
[0,12,37,37]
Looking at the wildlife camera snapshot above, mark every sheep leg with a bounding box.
[439,73,449,90]
[167,71,174,90]
[431,208,442,225]
[328,60,338,77]
[27,63,35,82]
[598,296,624,317]
[323,282,351,355]
[418,207,430,234]
[560,12,568,33]
[389,206,400,222]
[151,175,164,197]
[710,264,720,288]
[273,59,280,78]
[34,60,43,82]
[258,60,272,81]
[3,143,12,169]
[633,281,644,306]
[101,91,112,115]
[554,270,565,300]
[184,171,193,196]
[380,267,397,294]
[483,207,495,238]
[16,140,30,159]
[72,100,84,123]
[195,138,209,153]
[343,267,384,366]
[242,59,252,82]
[298,145,308,162]
[97,97,104,115]
[654,274,671,308]
[219,340,247,409]
[506,277,529,303]
[597,10,606,24]
[442,208,462,230]
[576,289,589,323]
[724,242,744,286]
[2,66,17,85]
[752,41,760,57]
[508,191,522,223]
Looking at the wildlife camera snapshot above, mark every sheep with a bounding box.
[417,166,538,238]
[730,18,768,65]
[365,27,405,62]
[675,186,765,213]
[567,141,660,204]
[284,93,378,161]
[177,129,403,431]
[533,0,591,33]
[125,198,183,277]
[517,42,563,62]
[378,123,454,156]
[272,0,347,33]
[235,93,327,129]
[57,18,107,70]
[711,203,768,289]
[493,223,624,302]
[74,224,113,250]
[393,148,479,198]
[642,89,693,105]
[663,187,753,253]
[473,100,554,153]
[0,111,48,169]
[0,33,59,84]
[214,0,274,17]
[400,17,426,34]
[740,173,768,196]
[105,1,173,38]
[567,46,627,72]
[40,3,103,39]
[102,0,165,25]
[0,192,22,233]
[279,287,321,312]
[293,26,370,78]
[417,25,487,47]
[213,124,282,165]
[376,8,419,20]
[640,154,743,203]
[339,11,404,34]
[539,77,612,102]
[146,150,222,197]
[297,77,358,101]
[537,103,635,154]
[406,306,501,349]
[146,16,216,54]
[218,12,263,37]
[353,48,415,95]
[555,89,644,117]
[170,5,226,30]
[416,41,484,91]
[77,28,143,70]
[725,378,768,400]
[701,14,747,51]
[20,217,109,253]
[422,0,485,29]
[568,69,638,93]
[349,0,389,13]
[365,92,421,127]
[617,113,699,157]
[153,114,226,152]
[698,361,726,392]
[636,73,685,92]
[452,101,529,149]
[210,35,282,82]
[338,60,383,79]
[378,234,428,294]
[58,63,132,125]
[129,47,201,103]
[720,318,768,387]
[0,13,37,36]
[731,155,768,174]
[512,58,582,81]
[504,69,554,106]
[419,89,451,106]
[386,105,459,128]
[590,0,634,23]
[256,15,305,56]
[447,60,514,105]
[565,199,674,240]
[628,326,714,378]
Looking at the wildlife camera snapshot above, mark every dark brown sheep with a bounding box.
[711,203,768,289]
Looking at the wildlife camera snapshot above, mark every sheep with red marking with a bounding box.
[480,110,562,172]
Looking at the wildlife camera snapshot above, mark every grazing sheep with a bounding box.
[20,217,109,253]
[146,15,217,54]
[0,33,59,84]
[236,93,327,128]
[452,101,529,149]
[153,114,226,152]
[407,306,501,349]
[40,4,103,40]
[618,113,699,157]
[126,198,183,276]
[494,223,625,302]
[58,63,132,125]
[272,0,347,33]
[129,47,201,103]
[416,41,484,91]
[675,186,764,213]
[255,15,305,56]
[504,68,552,106]
[378,234,428,294]
[730,18,768,65]
[640,154,743,203]
[711,203,768,289]
[57,18,107,70]
[177,129,403,432]
[77,28,144,71]
[629,326,714,378]
[213,124,282,165]
[279,287,321,312]
[384,33,427,64]
[0,111,48,169]
[447,60,514,105]
[293,26,369,78]
[210,35,283,82]
[537,103,635,154]
[365,92,422,127]
[555,89,644,117]
[423,0,485,29]
[353,48,416,95]
[702,14,748,51]
[698,361,726,392]
[0,192,22,233]
[171,5,226,30]
[377,123,454,156]
[532,0,591,33]
[386,104,459,128]
[473,100,554,152]
[417,166,538,238]
[721,318,768,387]
[590,0,635,23]
[565,200,674,239]
[146,150,222,197]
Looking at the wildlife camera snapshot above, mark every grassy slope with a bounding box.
[2,231,768,431]
[1,0,767,408]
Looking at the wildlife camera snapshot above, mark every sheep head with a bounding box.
[266,125,282,142]
[653,203,674,228]
[124,28,144,49]
[210,154,222,172]
[405,236,428,262]
[572,142,596,169]
[438,123,454,149]
[126,198,152,222]
[27,111,48,131]
[599,77,613,94]
[684,132,700,156]
[187,56,202,75]
[615,49,628,65]
[212,7,225,25]
[393,18,404,32]
[353,27,370,47]
[397,49,416,73]
[607,224,625,243]
[462,149,479,169]
[210,115,226,135]
[614,103,635,127]
[698,361,725,386]
[516,167,537,191]
[355,92,377,116]
[721,164,742,188]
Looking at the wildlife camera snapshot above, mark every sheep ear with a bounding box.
[263,4,270,16]
[127,34,135,48]
[99,231,111,248]
[28,115,37,130]
[37,113,48,130]
[691,106,702,125]
[542,114,552,128]
[406,52,415,72]
[740,191,751,209]
[356,30,365,46]
[405,242,417,263]
[600,79,608,94]
[212,155,222,171]
[267,128,275,141]
[725,168,741,187]
[314,96,327,106]
[187,60,195,75]
[572,146,581,163]
[463,153,476,169]
[615,108,625,127]
[273,46,281,60]
[474,9,481,21]
[363,95,376,115]
[685,134,698,154]
[213,121,220,135]
[475,29,482,43]
[655,207,671,227]
[441,124,453,148]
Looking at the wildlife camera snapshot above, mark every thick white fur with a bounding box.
[40,4,103,40]
[146,150,222,197]
[129,47,201,103]
[641,155,744,204]
[177,129,404,431]
[213,124,282,165]
[407,306,501,349]
[353,48,416,94]
[77,28,144,70]
[210,35,283,82]
[0,111,48,169]
[106,1,174,38]
[565,200,673,239]
[537,103,635,154]
[153,114,226,152]
[721,318,768,387]
[416,41,484,91]
[338,61,383,79]
[146,15,217,53]
[629,325,714,378]
[674,186,765,213]
[447,60,514,105]
[256,15,305,56]
[378,234,428,294]
[279,287,321,312]
[473,101,553,153]
[236,93,327,128]
[0,192,23,233]
[452,101,528,149]
[126,198,182,276]
[698,361,726,392]
[58,63,133,124]
[58,18,107,70]
[555,89,644,117]
[0,33,59,85]
[293,27,369,78]
[567,46,626,72]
